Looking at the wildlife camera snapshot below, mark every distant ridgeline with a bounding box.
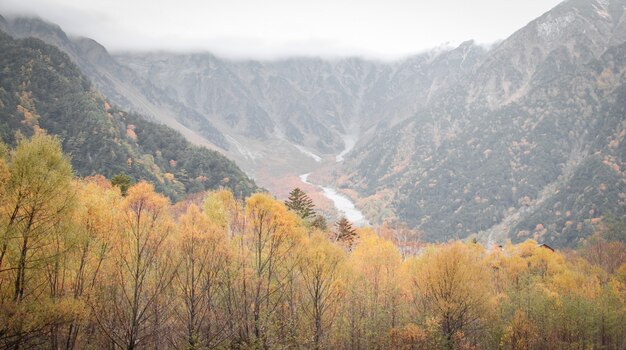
[0,31,258,200]
[2,0,625,249]
[339,0,626,247]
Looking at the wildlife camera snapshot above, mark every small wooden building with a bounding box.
[538,243,555,252]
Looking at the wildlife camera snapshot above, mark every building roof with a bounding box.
[538,243,555,252]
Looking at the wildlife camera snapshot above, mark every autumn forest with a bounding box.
[0,134,625,350]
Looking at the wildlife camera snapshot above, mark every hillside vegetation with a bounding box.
[0,135,625,350]
[340,0,626,246]
[1,0,624,248]
[0,31,257,200]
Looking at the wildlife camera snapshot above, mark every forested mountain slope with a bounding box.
[2,0,624,247]
[340,0,626,246]
[0,31,257,200]
[1,15,228,149]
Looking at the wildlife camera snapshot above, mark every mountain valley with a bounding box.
[1,0,625,247]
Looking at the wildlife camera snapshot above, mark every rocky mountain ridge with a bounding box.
[341,0,626,246]
[0,24,258,200]
[3,0,624,246]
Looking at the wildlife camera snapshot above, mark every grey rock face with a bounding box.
[343,0,626,246]
[3,0,625,246]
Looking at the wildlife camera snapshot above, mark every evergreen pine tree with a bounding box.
[285,187,316,219]
[335,216,357,248]
[111,173,133,196]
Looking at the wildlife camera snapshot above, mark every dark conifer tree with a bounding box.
[335,216,357,248]
[285,187,316,219]
[111,173,133,196]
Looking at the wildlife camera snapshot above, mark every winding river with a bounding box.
[299,173,369,227]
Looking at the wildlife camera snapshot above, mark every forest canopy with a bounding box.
[0,31,258,201]
[0,135,624,350]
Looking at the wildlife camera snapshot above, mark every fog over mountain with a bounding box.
[1,0,625,247]
[3,2,626,349]
[0,0,560,59]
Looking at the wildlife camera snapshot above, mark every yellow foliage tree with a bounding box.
[0,134,76,350]
[403,242,492,349]
[174,203,230,349]
[92,182,175,350]
[299,232,345,349]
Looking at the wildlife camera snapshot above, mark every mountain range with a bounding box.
[1,0,624,246]
[0,23,258,200]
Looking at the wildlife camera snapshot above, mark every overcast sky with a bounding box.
[0,0,563,60]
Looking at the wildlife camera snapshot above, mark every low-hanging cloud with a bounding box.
[0,0,562,60]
